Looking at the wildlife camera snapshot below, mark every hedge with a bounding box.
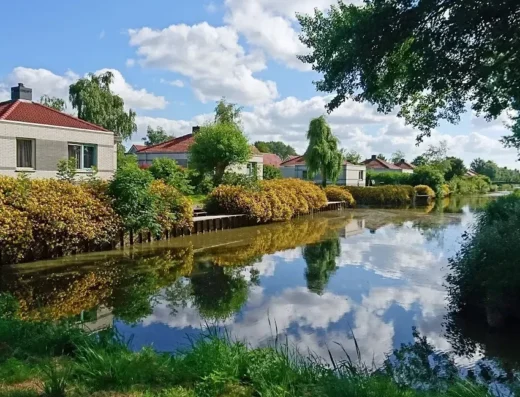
[205,179,327,222]
[344,185,415,206]
[0,177,120,264]
[324,186,355,207]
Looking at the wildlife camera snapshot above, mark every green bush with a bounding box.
[345,185,415,206]
[499,184,513,191]
[489,184,499,192]
[367,171,413,186]
[148,158,194,195]
[410,166,445,192]
[414,185,436,198]
[441,184,451,197]
[323,186,355,206]
[205,179,327,222]
[187,170,214,195]
[448,176,491,195]
[263,164,282,180]
[221,172,259,190]
[447,191,520,327]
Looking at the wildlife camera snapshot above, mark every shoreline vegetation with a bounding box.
[0,300,495,397]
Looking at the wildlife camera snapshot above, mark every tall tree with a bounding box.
[304,116,343,187]
[344,150,362,164]
[215,97,242,125]
[377,154,388,162]
[40,95,66,112]
[412,155,427,167]
[69,71,137,140]
[471,158,487,174]
[298,1,520,153]
[254,141,298,160]
[391,150,406,164]
[444,157,467,181]
[142,126,174,146]
[189,123,251,185]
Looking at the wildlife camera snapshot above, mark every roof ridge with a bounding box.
[136,133,193,153]
[0,100,20,120]
[32,102,110,132]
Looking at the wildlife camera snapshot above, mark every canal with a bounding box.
[1,195,518,378]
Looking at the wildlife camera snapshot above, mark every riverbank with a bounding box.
[0,310,490,397]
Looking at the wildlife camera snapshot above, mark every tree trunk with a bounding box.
[322,168,327,188]
[214,163,227,185]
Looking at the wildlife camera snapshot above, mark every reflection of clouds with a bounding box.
[273,248,301,262]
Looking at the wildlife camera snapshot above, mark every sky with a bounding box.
[0,0,518,168]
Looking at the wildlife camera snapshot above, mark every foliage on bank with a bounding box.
[205,179,327,222]
[447,191,520,328]
[0,176,120,265]
[345,185,416,206]
[323,185,355,206]
[414,185,436,198]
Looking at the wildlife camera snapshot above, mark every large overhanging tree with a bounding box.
[304,116,343,187]
[297,1,520,153]
[69,71,137,140]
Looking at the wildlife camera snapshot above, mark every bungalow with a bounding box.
[362,155,412,174]
[0,84,118,179]
[134,127,264,179]
[262,153,283,168]
[394,159,415,173]
[127,144,146,154]
[279,155,366,186]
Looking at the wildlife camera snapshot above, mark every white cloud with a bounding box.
[99,30,106,39]
[128,22,278,106]
[126,58,136,68]
[205,1,218,13]
[160,78,184,88]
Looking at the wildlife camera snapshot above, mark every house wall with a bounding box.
[280,164,366,186]
[366,168,404,174]
[0,120,117,179]
[401,169,414,174]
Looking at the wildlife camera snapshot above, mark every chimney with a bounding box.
[400,159,405,163]
[371,155,377,160]
[192,126,200,134]
[11,83,32,101]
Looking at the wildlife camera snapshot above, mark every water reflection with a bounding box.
[2,196,517,380]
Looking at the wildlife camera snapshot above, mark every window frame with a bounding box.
[359,170,364,180]
[16,138,36,170]
[68,143,97,170]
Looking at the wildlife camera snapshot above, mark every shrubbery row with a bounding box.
[345,185,416,206]
[323,185,355,206]
[205,179,328,222]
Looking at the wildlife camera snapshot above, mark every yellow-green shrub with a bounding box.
[0,176,120,265]
[414,185,436,198]
[324,186,355,207]
[150,180,193,230]
[345,185,415,206]
[205,179,327,222]
[441,184,451,197]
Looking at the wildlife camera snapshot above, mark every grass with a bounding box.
[0,308,493,397]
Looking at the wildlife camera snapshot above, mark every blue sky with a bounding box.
[1,0,518,168]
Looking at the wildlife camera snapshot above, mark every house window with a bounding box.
[302,170,308,179]
[247,162,258,177]
[16,139,35,169]
[68,144,97,169]
[359,170,364,180]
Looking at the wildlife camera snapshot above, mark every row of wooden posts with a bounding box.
[118,201,350,247]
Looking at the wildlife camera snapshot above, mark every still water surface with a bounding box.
[2,195,517,373]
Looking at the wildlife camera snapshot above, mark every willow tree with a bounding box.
[304,116,343,187]
[69,71,137,140]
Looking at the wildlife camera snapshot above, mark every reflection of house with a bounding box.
[0,84,118,179]
[77,306,114,334]
[394,159,415,173]
[340,219,366,238]
[279,155,366,186]
[133,127,264,178]
[363,155,412,174]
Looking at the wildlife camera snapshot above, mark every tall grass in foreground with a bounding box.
[0,301,494,397]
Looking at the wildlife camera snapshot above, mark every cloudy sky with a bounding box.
[1,0,518,168]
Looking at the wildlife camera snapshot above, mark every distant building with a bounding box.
[363,155,412,174]
[127,144,146,154]
[465,169,479,177]
[262,153,283,167]
[134,127,264,178]
[394,159,416,173]
[279,155,366,186]
[0,83,119,179]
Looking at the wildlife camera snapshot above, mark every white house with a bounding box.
[279,155,366,186]
[133,127,264,178]
[0,84,118,179]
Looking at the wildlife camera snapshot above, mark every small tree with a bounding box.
[142,126,174,146]
[56,158,77,183]
[444,157,467,181]
[215,97,242,126]
[40,95,66,112]
[344,150,362,164]
[108,163,159,235]
[263,165,282,180]
[377,154,388,161]
[391,150,406,164]
[149,158,193,195]
[188,123,251,185]
[304,116,343,187]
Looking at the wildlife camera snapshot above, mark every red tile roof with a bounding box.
[132,144,146,151]
[394,160,415,170]
[262,153,283,167]
[363,157,402,170]
[136,134,195,153]
[0,100,109,132]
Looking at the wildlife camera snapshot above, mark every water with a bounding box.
[1,195,517,374]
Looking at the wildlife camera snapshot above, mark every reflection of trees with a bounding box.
[303,238,340,295]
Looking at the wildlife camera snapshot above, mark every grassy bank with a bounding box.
[0,301,491,397]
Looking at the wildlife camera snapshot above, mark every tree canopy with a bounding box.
[377,154,387,162]
[142,126,174,146]
[215,97,242,126]
[189,123,251,184]
[304,116,343,187]
[40,95,66,112]
[298,1,520,153]
[304,239,340,295]
[254,141,298,160]
[391,150,406,164]
[69,71,137,140]
[344,150,362,164]
[445,157,467,181]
